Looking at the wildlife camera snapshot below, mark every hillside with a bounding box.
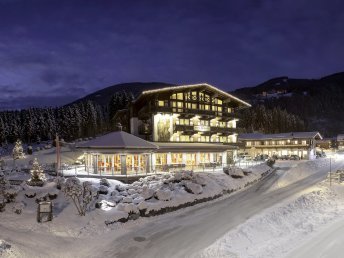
[70,82,175,106]
[232,72,344,137]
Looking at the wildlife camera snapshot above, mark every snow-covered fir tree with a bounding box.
[12,139,25,161]
[27,158,45,186]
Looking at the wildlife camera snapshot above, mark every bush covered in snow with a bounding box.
[223,166,245,178]
[100,178,110,187]
[266,158,275,167]
[0,172,11,211]
[62,178,98,216]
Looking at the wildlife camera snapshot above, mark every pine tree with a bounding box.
[27,158,45,186]
[12,139,25,161]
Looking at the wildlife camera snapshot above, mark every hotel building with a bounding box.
[238,132,323,160]
[77,83,251,175]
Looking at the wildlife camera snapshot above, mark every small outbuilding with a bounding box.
[76,131,159,175]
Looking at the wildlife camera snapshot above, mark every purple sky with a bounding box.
[1,0,344,109]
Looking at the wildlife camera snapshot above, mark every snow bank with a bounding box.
[196,183,344,258]
[274,159,330,189]
[0,239,18,257]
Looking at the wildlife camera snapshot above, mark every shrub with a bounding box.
[266,158,275,167]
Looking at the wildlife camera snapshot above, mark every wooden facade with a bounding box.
[115,83,251,144]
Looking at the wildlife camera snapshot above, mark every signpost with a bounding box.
[37,201,53,223]
[194,125,210,132]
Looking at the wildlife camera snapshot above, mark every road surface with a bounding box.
[95,159,344,258]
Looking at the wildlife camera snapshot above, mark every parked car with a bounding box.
[316,152,327,158]
[254,154,269,161]
[289,155,300,160]
[237,153,252,161]
[280,155,290,160]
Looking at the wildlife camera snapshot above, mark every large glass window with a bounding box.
[200,153,210,163]
[186,153,197,165]
[171,153,183,164]
[156,154,167,165]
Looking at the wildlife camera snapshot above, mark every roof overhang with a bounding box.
[134,83,251,107]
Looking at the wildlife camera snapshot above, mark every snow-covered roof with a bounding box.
[238,132,323,141]
[76,131,159,150]
[337,134,344,141]
[136,83,251,107]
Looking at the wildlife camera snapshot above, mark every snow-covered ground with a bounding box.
[2,147,343,258]
[0,153,272,258]
[193,158,344,258]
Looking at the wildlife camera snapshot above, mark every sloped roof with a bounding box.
[238,132,322,140]
[135,83,251,107]
[76,131,159,150]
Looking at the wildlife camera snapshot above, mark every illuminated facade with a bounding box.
[337,135,344,150]
[238,132,323,160]
[116,83,250,144]
[111,83,251,173]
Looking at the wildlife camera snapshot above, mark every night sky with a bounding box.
[1,0,343,109]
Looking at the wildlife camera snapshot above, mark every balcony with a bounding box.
[174,124,194,132]
[247,143,309,148]
[210,127,236,134]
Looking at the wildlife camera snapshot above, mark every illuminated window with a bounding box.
[214,98,222,105]
[246,141,252,146]
[171,94,177,99]
[156,154,167,165]
[177,93,183,100]
[219,121,226,128]
[180,135,190,142]
[171,153,183,164]
[200,120,209,126]
[158,100,164,107]
[302,140,307,145]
